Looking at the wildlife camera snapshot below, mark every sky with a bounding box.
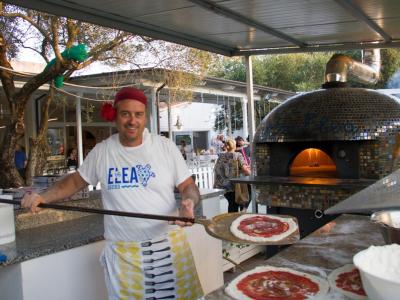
[17,48,124,76]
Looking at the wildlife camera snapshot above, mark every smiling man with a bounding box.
[22,87,203,300]
[115,95,147,146]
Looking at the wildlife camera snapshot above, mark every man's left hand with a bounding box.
[173,198,195,227]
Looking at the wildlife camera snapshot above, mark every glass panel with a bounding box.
[82,127,97,157]
[47,128,65,155]
[49,92,66,122]
[65,97,77,122]
[82,93,106,123]
[46,127,66,172]
[66,126,77,151]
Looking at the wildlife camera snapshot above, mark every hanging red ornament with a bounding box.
[100,102,116,121]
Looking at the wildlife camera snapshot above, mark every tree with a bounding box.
[0,4,214,187]
[377,49,400,89]
[210,50,400,132]
[211,53,333,92]
[211,50,400,92]
[212,57,246,82]
[211,53,332,132]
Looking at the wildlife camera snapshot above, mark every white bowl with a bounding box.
[353,245,400,300]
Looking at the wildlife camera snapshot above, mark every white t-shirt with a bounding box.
[78,129,191,242]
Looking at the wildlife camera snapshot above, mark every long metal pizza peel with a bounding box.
[0,199,300,245]
[197,212,300,245]
[325,168,400,215]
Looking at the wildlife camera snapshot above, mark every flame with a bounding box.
[290,148,337,177]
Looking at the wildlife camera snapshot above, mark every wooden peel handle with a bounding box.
[0,199,195,223]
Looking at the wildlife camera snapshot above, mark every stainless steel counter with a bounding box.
[206,214,385,299]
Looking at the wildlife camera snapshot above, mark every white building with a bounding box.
[1,65,295,169]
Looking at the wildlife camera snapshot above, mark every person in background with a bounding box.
[21,87,203,300]
[66,148,78,169]
[235,136,252,211]
[235,136,250,166]
[220,140,227,153]
[212,134,226,155]
[179,139,188,160]
[58,143,65,155]
[210,135,220,154]
[15,143,27,178]
[208,147,215,155]
[213,138,251,212]
[219,134,227,153]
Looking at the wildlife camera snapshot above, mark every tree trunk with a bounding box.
[0,87,54,188]
[0,122,25,188]
[25,89,53,186]
[26,137,50,186]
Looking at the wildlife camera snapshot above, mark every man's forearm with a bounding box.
[181,182,201,207]
[40,172,87,203]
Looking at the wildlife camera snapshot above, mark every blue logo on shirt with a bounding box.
[107,164,155,190]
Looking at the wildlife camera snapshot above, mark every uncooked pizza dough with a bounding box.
[230,214,298,242]
[328,264,367,299]
[225,265,329,300]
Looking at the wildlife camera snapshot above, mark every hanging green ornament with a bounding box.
[45,43,88,88]
[62,44,88,62]
[54,75,64,88]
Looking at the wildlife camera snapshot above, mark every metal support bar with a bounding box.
[334,0,392,42]
[76,93,83,166]
[245,55,257,213]
[234,40,400,56]
[188,0,306,47]
[150,87,158,134]
[245,56,255,143]
[241,97,248,140]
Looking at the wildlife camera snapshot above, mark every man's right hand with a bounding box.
[21,192,46,213]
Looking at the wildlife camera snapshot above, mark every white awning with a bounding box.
[8,0,400,56]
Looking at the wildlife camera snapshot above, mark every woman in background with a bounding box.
[213,139,251,212]
[66,148,78,169]
[179,140,188,160]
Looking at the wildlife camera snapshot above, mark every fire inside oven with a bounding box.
[267,141,361,179]
[290,148,337,178]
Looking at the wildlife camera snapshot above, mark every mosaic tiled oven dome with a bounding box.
[254,88,400,143]
[253,87,400,210]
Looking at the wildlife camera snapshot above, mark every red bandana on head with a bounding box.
[100,87,147,122]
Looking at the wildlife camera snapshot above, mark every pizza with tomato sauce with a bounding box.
[230,214,298,242]
[225,266,329,300]
[328,264,367,299]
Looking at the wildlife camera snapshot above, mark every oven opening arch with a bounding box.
[289,148,338,178]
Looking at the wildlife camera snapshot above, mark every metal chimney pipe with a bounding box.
[325,49,380,85]
[362,48,381,78]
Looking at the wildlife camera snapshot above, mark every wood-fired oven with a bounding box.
[232,51,400,256]
[251,85,400,252]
